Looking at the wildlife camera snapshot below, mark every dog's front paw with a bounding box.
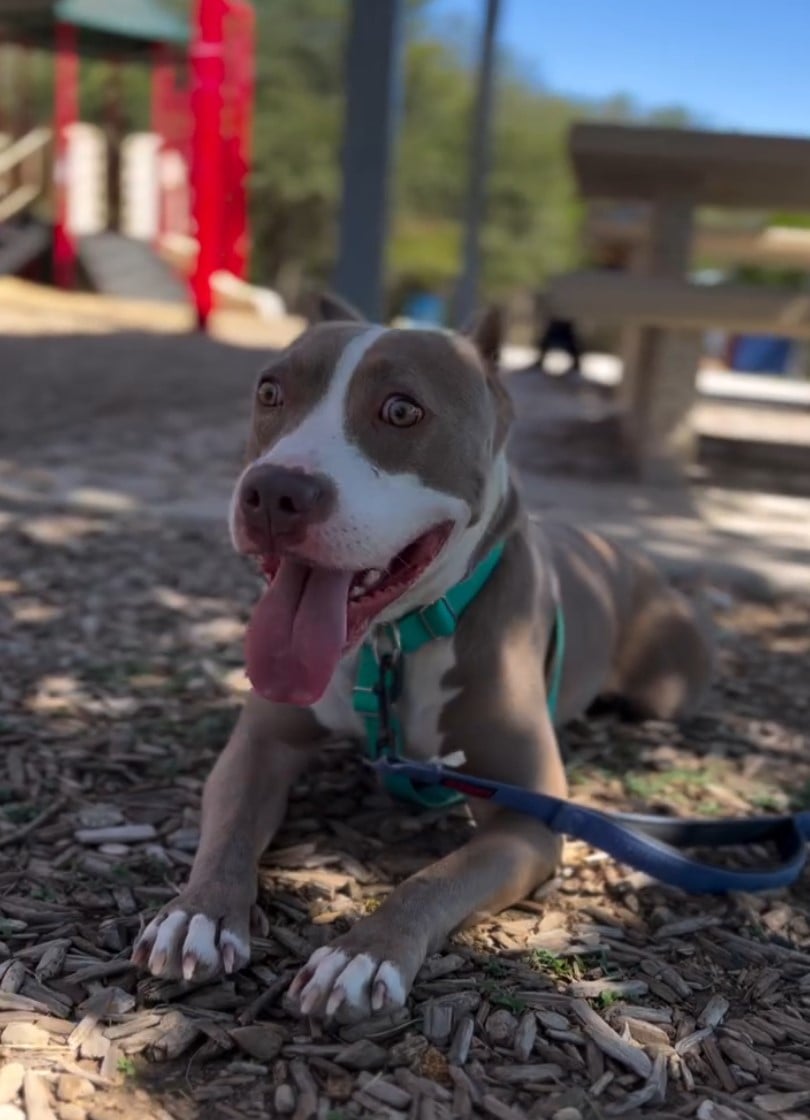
[288,920,425,1021]
[131,887,252,982]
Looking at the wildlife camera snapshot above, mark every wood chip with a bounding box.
[23,1072,56,1120]
[423,1000,454,1045]
[489,1063,562,1084]
[448,1014,475,1066]
[229,1024,285,1062]
[55,1075,95,1103]
[273,1084,295,1115]
[74,825,157,845]
[485,1008,518,1047]
[481,1093,528,1120]
[336,1039,387,1071]
[571,1000,652,1079]
[753,1089,810,1114]
[0,1063,24,1105]
[357,1073,411,1109]
[513,1010,537,1061]
[568,979,648,1000]
[1,1021,50,1048]
[146,1010,200,1061]
[698,994,730,1030]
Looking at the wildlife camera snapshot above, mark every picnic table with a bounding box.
[549,123,810,480]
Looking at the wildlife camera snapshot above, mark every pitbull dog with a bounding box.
[132,297,712,1020]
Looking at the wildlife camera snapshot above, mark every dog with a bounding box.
[132,296,712,1020]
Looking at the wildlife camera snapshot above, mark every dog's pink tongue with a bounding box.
[246,559,352,706]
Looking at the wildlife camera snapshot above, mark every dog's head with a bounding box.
[230,294,513,706]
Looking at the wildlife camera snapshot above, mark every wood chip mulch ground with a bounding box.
[1,499,809,1120]
[1,326,810,1120]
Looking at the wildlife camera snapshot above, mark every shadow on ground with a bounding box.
[1,330,809,1119]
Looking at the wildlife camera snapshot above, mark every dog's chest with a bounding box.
[312,640,459,761]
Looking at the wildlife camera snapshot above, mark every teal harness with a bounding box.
[352,542,566,809]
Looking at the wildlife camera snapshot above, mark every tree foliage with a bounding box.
[1,0,701,309]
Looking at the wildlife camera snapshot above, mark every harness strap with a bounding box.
[353,541,566,809]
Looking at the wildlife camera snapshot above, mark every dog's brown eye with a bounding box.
[380,395,423,428]
[257,379,283,408]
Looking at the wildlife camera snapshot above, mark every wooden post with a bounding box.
[619,196,702,481]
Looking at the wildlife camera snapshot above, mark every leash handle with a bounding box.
[372,759,809,894]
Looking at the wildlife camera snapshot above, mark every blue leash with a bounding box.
[371,758,810,894]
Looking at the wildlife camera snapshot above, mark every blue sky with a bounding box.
[428,0,810,137]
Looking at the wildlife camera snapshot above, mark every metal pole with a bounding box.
[334,0,403,322]
[452,0,501,326]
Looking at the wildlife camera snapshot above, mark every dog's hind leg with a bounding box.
[607,581,713,722]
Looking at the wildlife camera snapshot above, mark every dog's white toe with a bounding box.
[133,907,250,981]
[145,909,188,976]
[181,913,220,980]
[291,946,406,1020]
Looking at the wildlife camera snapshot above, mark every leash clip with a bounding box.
[369,625,405,758]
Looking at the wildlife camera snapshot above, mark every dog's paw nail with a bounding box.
[298,987,319,1017]
[371,979,387,1012]
[222,942,236,974]
[181,953,198,981]
[375,961,406,1009]
[293,947,347,1012]
[325,986,346,1017]
[130,940,150,968]
[148,948,168,976]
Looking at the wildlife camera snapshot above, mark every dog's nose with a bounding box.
[239,465,334,541]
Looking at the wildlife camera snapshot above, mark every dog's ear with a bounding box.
[462,306,512,447]
[462,305,502,370]
[305,290,367,324]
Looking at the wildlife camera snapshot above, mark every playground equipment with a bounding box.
[0,0,256,327]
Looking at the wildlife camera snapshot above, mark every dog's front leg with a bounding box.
[290,810,560,1020]
[132,693,315,982]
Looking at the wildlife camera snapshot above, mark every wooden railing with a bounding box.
[0,127,52,223]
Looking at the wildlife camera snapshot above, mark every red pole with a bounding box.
[190,0,227,328]
[223,0,255,279]
[53,21,79,289]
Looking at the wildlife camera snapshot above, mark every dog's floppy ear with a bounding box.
[305,290,367,324]
[462,305,503,370]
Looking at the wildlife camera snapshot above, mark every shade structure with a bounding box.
[0,0,189,57]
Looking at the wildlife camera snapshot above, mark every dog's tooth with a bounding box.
[363,569,383,588]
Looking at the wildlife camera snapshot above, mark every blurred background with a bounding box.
[1,0,810,484]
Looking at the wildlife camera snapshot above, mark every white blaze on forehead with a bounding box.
[233,324,470,571]
[267,324,388,473]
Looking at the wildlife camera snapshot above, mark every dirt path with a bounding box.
[1,329,809,1120]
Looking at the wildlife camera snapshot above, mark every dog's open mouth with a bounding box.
[245,522,452,707]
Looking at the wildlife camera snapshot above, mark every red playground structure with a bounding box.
[0,0,256,328]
